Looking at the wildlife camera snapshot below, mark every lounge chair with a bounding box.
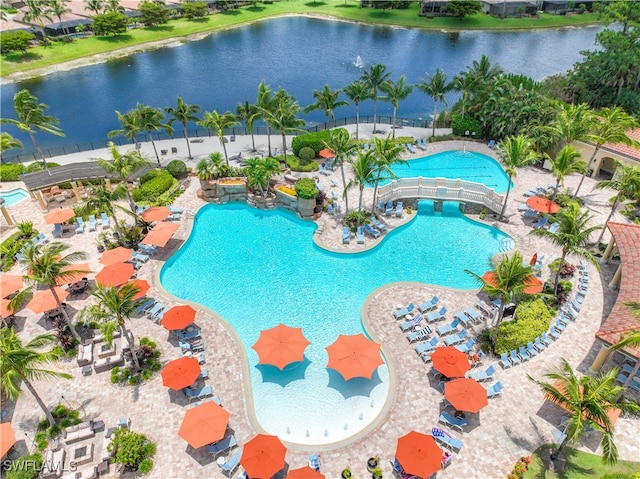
[308,454,321,472]
[177,329,201,341]
[100,213,110,229]
[88,215,96,232]
[206,434,237,458]
[453,311,472,328]
[327,204,334,216]
[378,201,386,212]
[540,332,553,346]
[454,338,476,353]
[138,244,157,255]
[486,380,504,398]
[393,302,415,319]
[35,232,49,244]
[416,139,427,151]
[407,143,417,154]
[197,368,209,380]
[463,307,481,324]
[179,340,204,352]
[443,328,468,346]
[385,201,394,216]
[168,206,183,214]
[469,364,496,382]
[218,447,242,477]
[415,337,439,356]
[145,302,166,319]
[518,346,531,361]
[439,412,467,432]
[75,217,84,234]
[526,342,538,358]
[426,306,447,323]
[476,300,494,317]
[418,295,439,313]
[499,353,512,369]
[363,143,370,151]
[406,327,432,343]
[487,139,496,148]
[522,189,539,197]
[131,252,149,263]
[356,226,365,244]
[395,201,403,217]
[509,349,521,366]
[534,337,547,352]
[370,217,386,231]
[436,317,459,336]
[431,427,462,452]
[364,223,381,239]
[547,222,560,233]
[399,313,423,332]
[135,298,156,315]
[319,165,331,176]
[342,226,350,244]
[53,223,63,238]
[532,216,548,229]
[185,384,213,402]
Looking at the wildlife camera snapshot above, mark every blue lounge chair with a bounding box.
[418,295,439,313]
[138,244,157,255]
[509,349,521,366]
[439,412,467,432]
[526,342,538,358]
[395,201,403,217]
[177,329,201,341]
[378,201,385,212]
[218,447,242,477]
[393,302,415,319]
[168,206,183,214]
[35,232,48,245]
[399,313,423,332]
[540,332,553,346]
[406,327,432,343]
[308,454,321,472]
[197,368,209,380]
[436,317,459,336]
[487,139,496,148]
[454,338,476,353]
[518,346,531,361]
[469,365,496,382]
[533,216,548,229]
[385,201,394,216]
[407,143,417,154]
[206,434,237,458]
[131,252,149,263]
[53,223,63,238]
[185,384,213,402]
[100,212,110,229]
[88,215,96,232]
[417,139,427,151]
[454,311,473,328]
[342,226,350,244]
[523,189,539,197]
[547,222,560,233]
[463,307,481,324]
[415,337,439,356]
[486,381,504,398]
[135,298,156,315]
[431,427,462,452]
[319,165,331,176]
[370,217,386,231]
[443,328,467,346]
[146,302,166,319]
[426,306,447,323]
[75,217,84,234]
[499,353,512,369]
[363,143,370,151]
[356,227,364,244]
[364,223,380,238]
[327,204,334,216]
[534,337,547,352]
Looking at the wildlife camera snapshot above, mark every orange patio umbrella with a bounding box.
[287,466,325,479]
[178,401,231,448]
[26,287,69,314]
[318,148,334,159]
[240,434,287,479]
[526,196,561,214]
[545,379,621,427]
[142,222,180,248]
[160,305,196,331]
[121,279,150,300]
[252,324,310,370]
[0,422,17,459]
[43,208,75,224]
[55,263,91,286]
[161,356,201,390]
[326,333,384,381]
[141,206,171,222]
[100,247,133,265]
[395,431,443,479]
[95,262,135,287]
[482,271,543,295]
[1,274,23,297]
[1,299,15,319]
[444,378,489,413]
[431,346,470,379]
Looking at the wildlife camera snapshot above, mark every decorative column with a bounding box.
[589,344,612,374]
[105,179,112,191]
[71,181,82,201]
[35,190,47,211]
[0,201,15,226]
[608,264,622,289]
[601,237,617,263]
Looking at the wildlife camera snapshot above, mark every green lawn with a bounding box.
[1,1,604,78]
[524,445,640,479]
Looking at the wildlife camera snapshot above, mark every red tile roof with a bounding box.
[596,222,640,359]
[602,129,640,161]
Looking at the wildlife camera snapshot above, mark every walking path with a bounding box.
[1,126,638,479]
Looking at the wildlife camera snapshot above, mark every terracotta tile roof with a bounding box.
[596,222,640,359]
[602,129,640,162]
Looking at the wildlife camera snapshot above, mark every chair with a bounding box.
[218,447,242,477]
[399,314,423,332]
[418,295,439,313]
[469,365,496,382]
[145,302,165,319]
[100,213,110,229]
[547,222,560,233]
[185,384,213,402]
[415,337,439,356]
[462,307,480,324]
[168,206,183,214]
[117,417,131,429]
[426,307,447,323]
[443,329,468,346]
[385,201,394,216]
[476,300,494,317]
[499,353,512,369]
[88,215,96,232]
[407,143,417,154]
[454,311,472,328]
[532,216,548,229]
[75,217,85,234]
[406,327,432,343]
[319,165,331,176]
[486,381,504,398]
[518,346,531,361]
[197,368,209,380]
[206,434,237,458]
[534,337,547,352]
[131,252,149,263]
[454,338,476,353]
[416,139,427,151]
[308,454,321,472]
[436,317,460,336]
[395,201,403,217]
[439,412,467,432]
[370,217,387,231]
[487,139,496,148]
[393,302,415,319]
[364,223,381,239]
[378,201,386,212]
[509,349,521,366]
[540,332,553,346]
[431,427,462,452]
[53,223,63,238]
[177,329,201,341]
[327,204,334,216]
[342,226,350,244]
[526,342,538,358]
[356,227,365,244]
[135,298,156,315]
[180,340,204,352]
[138,244,157,255]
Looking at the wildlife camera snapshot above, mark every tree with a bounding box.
[529,358,640,464]
[370,135,404,213]
[165,97,200,159]
[446,0,482,18]
[197,110,239,166]
[84,0,104,15]
[530,202,601,295]
[256,81,276,157]
[0,132,23,158]
[1,89,65,169]
[0,329,72,427]
[103,0,125,13]
[496,135,538,219]
[304,84,348,127]
[108,109,143,146]
[235,100,259,152]
[417,68,453,137]
[267,89,306,164]
[180,0,208,18]
[323,128,358,213]
[23,0,53,45]
[0,30,36,55]
[466,251,537,349]
[82,183,129,238]
[342,80,370,140]
[138,0,170,26]
[244,157,280,197]
[380,76,413,139]
[134,103,172,167]
[594,162,640,244]
[91,11,128,35]
[595,0,640,35]
[94,142,152,212]
[49,0,71,35]
[547,145,588,199]
[360,63,391,135]
[346,150,376,224]
[543,102,595,150]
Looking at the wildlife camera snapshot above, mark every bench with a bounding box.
[93,353,124,373]
[63,422,95,444]
[42,448,66,478]
[76,342,93,366]
[228,152,242,162]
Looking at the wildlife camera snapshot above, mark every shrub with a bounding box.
[495,299,552,354]
[34,431,48,451]
[291,129,346,156]
[108,429,156,471]
[344,210,368,231]
[294,178,318,199]
[24,161,60,173]
[139,458,153,474]
[6,452,42,479]
[132,170,174,203]
[555,193,582,208]
[139,169,160,184]
[166,159,187,178]
[451,114,483,137]
[287,156,319,172]
[140,369,152,381]
[0,163,26,181]
[549,259,576,278]
[298,146,315,163]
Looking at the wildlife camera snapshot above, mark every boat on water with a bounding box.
[354,55,364,68]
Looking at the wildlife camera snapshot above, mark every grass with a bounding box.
[1,1,604,77]
[524,445,640,479]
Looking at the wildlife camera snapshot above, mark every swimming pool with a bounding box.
[160,201,511,446]
[0,188,28,207]
[377,150,510,193]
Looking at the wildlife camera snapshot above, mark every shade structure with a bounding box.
[99,247,133,266]
[252,324,310,370]
[545,379,621,427]
[142,222,180,248]
[325,333,384,381]
[178,401,231,448]
[26,287,69,314]
[482,271,543,295]
[121,279,150,300]
[141,206,171,222]
[431,346,470,379]
[161,356,201,390]
[0,422,16,459]
[160,305,196,331]
[287,466,325,479]
[1,274,23,297]
[43,208,75,224]
[95,262,135,287]
[240,434,287,479]
[318,148,334,159]
[395,431,443,479]
[526,196,561,214]
[444,378,489,413]
[55,263,90,286]
[1,299,15,318]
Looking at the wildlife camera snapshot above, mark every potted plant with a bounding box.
[371,466,382,479]
[341,467,352,479]
[367,456,379,472]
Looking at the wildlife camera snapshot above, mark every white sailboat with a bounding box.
[354,55,364,68]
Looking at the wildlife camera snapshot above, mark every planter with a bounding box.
[341,470,352,479]
[297,197,316,219]
[367,458,379,472]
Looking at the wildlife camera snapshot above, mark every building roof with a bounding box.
[596,222,640,359]
[602,129,640,162]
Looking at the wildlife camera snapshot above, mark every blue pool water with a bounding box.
[160,201,511,445]
[378,150,510,193]
[0,188,28,206]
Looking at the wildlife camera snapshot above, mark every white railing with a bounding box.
[377,177,505,213]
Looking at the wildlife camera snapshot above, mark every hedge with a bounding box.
[6,452,42,479]
[0,163,25,181]
[495,299,552,354]
[291,129,347,156]
[451,114,483,137]
[131,170,174,203]
[294,178,319,199]
[286,156,319,172]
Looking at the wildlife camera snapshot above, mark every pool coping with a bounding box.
[0,186,29,206]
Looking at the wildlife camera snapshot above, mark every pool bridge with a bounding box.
[377,177,506,214]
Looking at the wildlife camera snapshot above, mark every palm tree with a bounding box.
[417,68,453,138]
[198,110,239,166]
[82,183,129,238]
[342,80,370,140]
[134,103,172,168]
[165,97,200,159]
[323,128,358,212]
[574,107,640,198]
[529,358,640,464]
[530,202,601,295]
[80,283,145,370]
[543,102,595,150]
[466,251,536,349]
[108,110,143,148]
[548,145,589,200]
[304,84,348,127]
[23,0,53,45]
[346,150,376,224]
[267,89,306,164]
[370,136,404,213]
[49,0,70,35]
[466,54,504,85]
[94,142,152,213]
[496,135,538,219]
[21,242,88,340]
[360,63,391,134]
[244,157,280,197]
[0,132,23,158]
[103,0,124,13]
[380,76,413,139]
[1,89,64,168]
[236,100,259,152]
[0,329,72,427]
[594,162,640,245]
[256,81,276,157]
[85,0,104,15]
